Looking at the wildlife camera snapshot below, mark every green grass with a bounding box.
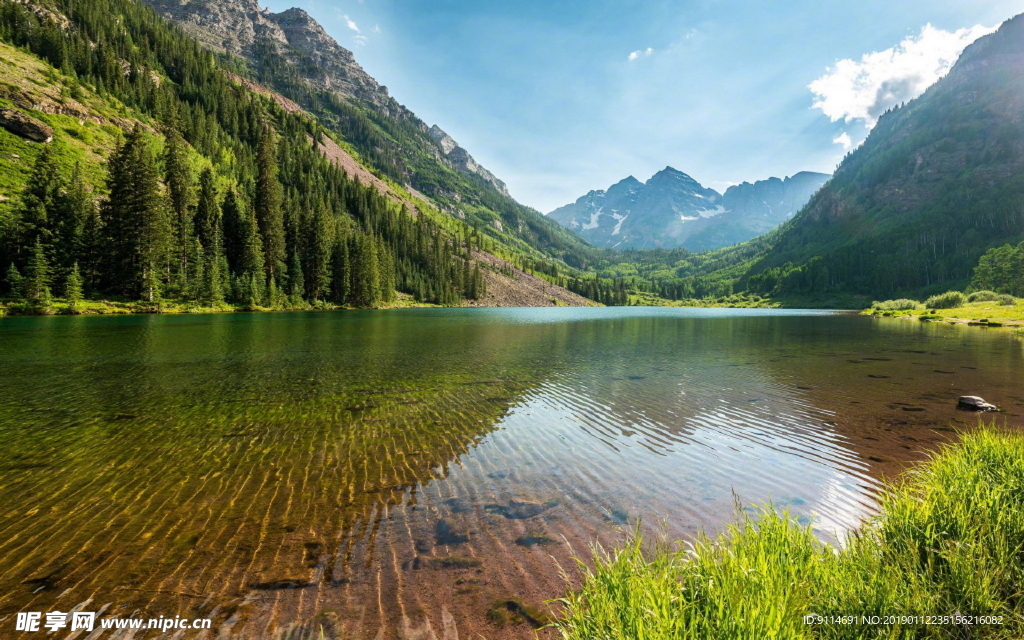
[0,291,443,317]
[865,297,1024,327]
[553,427,1024,639]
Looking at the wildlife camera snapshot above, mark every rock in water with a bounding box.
[958,396,998,411]
[0,108,53,143]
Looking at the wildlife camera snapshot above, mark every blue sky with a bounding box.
[263,0,1024,212]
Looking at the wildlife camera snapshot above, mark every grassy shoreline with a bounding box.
[0,292,443,317]
[865,291,1024,330]
[864,301,1024,329]
[553,427,1024,639]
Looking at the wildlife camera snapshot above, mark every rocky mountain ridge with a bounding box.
[548,168,829,251]
[428,125,509,196]
[143,0,509,196]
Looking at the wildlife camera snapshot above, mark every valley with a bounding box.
[1,2,1024,639]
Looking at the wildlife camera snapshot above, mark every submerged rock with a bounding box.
[958,396,998,412]
[434,519,469,545]
[484,499,558,520]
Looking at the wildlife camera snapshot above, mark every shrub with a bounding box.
[998,294,1016,306]
[871,298,921,311]
[924,291,967,309]
[967,290,1000,302]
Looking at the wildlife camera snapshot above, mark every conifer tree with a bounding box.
[24,239,51,304]
[330,237,350,305]
[4,264,23,298]
[164,124,194,284]
[194,168,220,255]
[288,250,305,300]
[103,126,172,301]
[199,246,223,306]
[377,240,396,303]
[17,143,63,255]
[349,234,380,307]
[306,204,333,301]
[65,262,83,311]
[52,163,92,276]
[255,127,286,284]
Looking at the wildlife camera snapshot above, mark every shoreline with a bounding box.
[863,306,1024,330]
[554,427,1024,638]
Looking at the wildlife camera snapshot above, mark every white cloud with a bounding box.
[809,23,995,128]
[372,24,381,35]
[343,14,361,33]
[832,132,853,150]
[628,47,655,62]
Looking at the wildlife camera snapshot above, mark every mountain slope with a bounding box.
[745,14,1024,298]
[142,0,596,268]
[548,168,828,251]
[687,172,831,251]
[0,0,591,310]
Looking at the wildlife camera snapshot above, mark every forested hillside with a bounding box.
[740,14,1024,300]
[0,0,535,312]
[141,0,598,271]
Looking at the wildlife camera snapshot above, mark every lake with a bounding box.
[1,308,1022,639]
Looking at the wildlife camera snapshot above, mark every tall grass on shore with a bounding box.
[553,427,1024,639]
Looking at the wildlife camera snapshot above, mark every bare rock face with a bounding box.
[0,107,53,143]
[142,0,514,200]
[428,125,509,197]
[143,0,407,118]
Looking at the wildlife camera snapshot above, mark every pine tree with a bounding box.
[239,271,258,309]
[17,143,63,256]
[306,204,333,301]
[164,124,194,286]
[65,262,83,311]
[24,239,51,304]
[78,197,103,295]
[349,234,380,307]
[377,239,396,303]
[199,246,223,306]
[288,250,305,300]
[194,168,219,254]
[103,126,173,301]
[266,275,285,309]
[52,163,92,276]
[255,127,286,284]
[330,236,350,305]
[4,264,23,298]
[222,188,262,277]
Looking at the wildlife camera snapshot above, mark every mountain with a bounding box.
[428,125,509,196]
[141,0,590,267]
[0,0,594,310]
[692,172,832,251]
[143,0,403,115]
[547,168,828,250]
[743,14,1024,299]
